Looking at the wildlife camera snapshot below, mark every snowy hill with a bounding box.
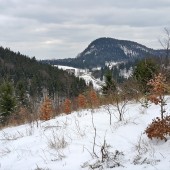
[1,97,170,170]
[43,37,164,69]
[55,65,104,90]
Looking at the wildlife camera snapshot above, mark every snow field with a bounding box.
[0,98,170,170]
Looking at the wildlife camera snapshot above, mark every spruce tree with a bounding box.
[133,58,158,93]
[0,81,16,124]
[16,80,29,107]
[102,70,116,95]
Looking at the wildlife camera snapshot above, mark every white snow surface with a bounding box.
[79,74,104,91]
[55,65,103,90]
[1,98,170,170]
[84,45,97,55]
[119,67,133,79]
[119,45,138,57]
[105,61,120,68]
[55,65,86,77]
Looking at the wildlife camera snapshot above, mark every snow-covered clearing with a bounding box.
[1,98,170,170]
[55,65,103,90]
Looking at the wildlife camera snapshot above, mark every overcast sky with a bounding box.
[0,0,170,60]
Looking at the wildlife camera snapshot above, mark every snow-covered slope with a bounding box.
[119,67,133,79]
[1,98,170,170]
[55,65,103,90]
[79,74,103,90]
[55,65,85,77]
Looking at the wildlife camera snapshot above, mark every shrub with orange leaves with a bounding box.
[77,94,87,109]
[147,73,167,96]
[147,73,167,119]
[88,90,99,108]
[64,98,72,114]
[145,116,170,141]
[145,73,170,141]
[39,96,53,121]
[147,94,160,105]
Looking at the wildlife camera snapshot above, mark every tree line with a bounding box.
[0,46,88,126]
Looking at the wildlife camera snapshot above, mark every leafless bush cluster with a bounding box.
[44,129,68,162]
[133,135,160,166]
[47,131,68,150]
[34,165,51,170]
[73,116,86,138]
[82,142,125,170]
[0,147,11,158]
[0,131,24,141]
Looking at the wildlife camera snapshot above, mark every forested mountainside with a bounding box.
[0,46,87,99]
[42,37,165,69]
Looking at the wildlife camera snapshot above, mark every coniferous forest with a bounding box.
[0,46,87,98]
[0,46,87,125]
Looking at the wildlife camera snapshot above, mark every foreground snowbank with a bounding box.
[0,98,170,170]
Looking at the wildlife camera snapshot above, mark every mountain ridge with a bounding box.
[42,37,165,69]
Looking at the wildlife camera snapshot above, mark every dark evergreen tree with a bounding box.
[0,81,16,124]
[133,58,158,93]
[16,80,29,107]
[89,81,93,89]
[102,70,116,95]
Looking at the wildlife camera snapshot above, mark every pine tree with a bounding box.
[133,59,158,93]
[0,81,16,125]
[102,70,116,95]
[16,80,29,107]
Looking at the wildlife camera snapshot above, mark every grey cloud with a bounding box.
[0,0,169,59]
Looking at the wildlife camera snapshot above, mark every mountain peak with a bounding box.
[43,37,164,69]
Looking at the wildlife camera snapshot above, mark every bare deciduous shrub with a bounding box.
[83,127,125,170]
[104,105,114,125]
[34,165,51,170]
[133,155,160,166]
[73,116,85,138]
[133,135,160,166]
[46,130,68,150]
[0,131,24,141]
[82,144,125,169]
[48,135,67,150]
[25,126,35,136]
[0,147,11,157]
[145,116,170,141]
[90,110,98,159]
[44,129,68,162]
[113,92,128,121]
[134,134,154,156]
